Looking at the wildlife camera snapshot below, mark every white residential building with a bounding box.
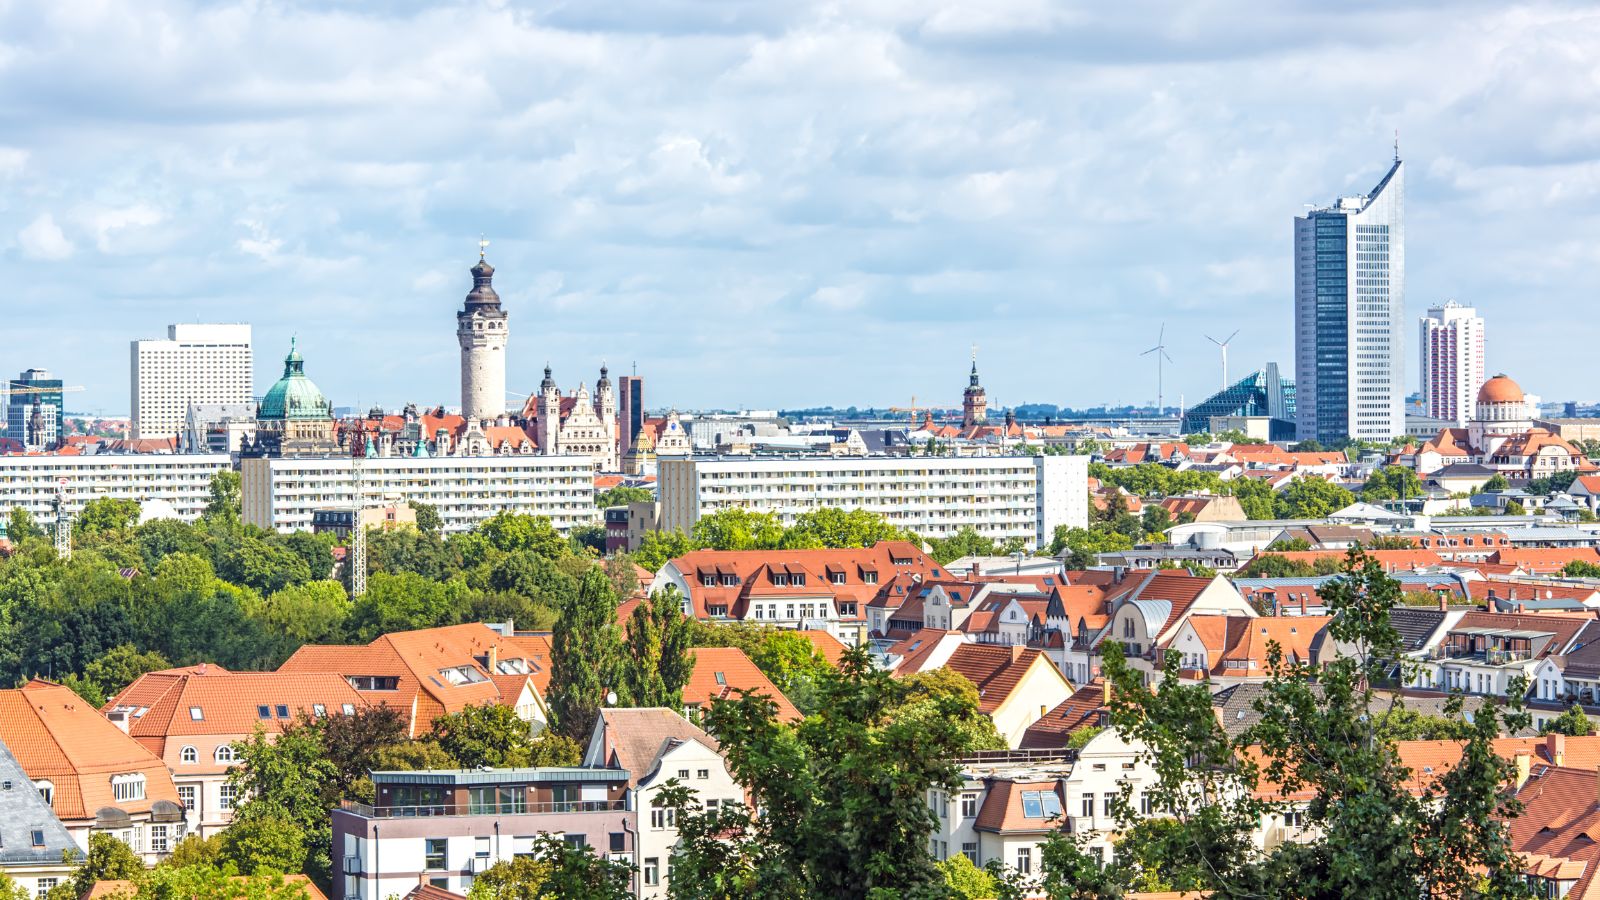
[130,324,254,441]
[240,454,597,534]
[0,452,230,522]
[657,454,1088,550]
[1419,302,1486,428]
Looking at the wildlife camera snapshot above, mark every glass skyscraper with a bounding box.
[1293,157,1405,443]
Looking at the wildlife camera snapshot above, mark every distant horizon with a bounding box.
[3,1,1596,415]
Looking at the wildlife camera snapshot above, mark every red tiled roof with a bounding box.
[973,780,1068,833]
[1489,548,1600,574]
[108,670,368,754]
[664,541,944,621]
[685,647,802,722]
[1019,680,1105,749]
[941,644,1052,714]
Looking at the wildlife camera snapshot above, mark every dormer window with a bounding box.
[215,745,237,763]
[111,773,146,802]
[831,572,846,585]
[180,746,198,764]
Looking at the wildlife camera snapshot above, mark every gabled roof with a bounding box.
[587,707,719,789]
[108,671,368,747]
[664,541,945,621]
[941,645,1059,714]
[0,681,180,821]
[1019,680,1106,749]
[1509,765,1600,898]
[685,647,801,722]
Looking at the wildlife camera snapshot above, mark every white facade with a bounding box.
[0,453,230,522]
[130,324,253,441]
[1419,302,1485,427]
[458,256,509,423]
[240,454,596,534]
[657,454,1088,550]
[1294,158,1406,442]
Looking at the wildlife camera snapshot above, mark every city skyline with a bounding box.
[2,1,1596,415]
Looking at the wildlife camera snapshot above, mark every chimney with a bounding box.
[1101,677,1112,708]
[487,644,499,673]
[1438,593,1448,612]
[1513,750,1532,790]
[1548,733,1566,767]
[972,561,982,577]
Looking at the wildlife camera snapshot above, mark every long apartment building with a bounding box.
[0,452,230,522]
[657,454,1088,550]
[240,454,597,534]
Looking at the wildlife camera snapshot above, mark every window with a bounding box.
[275,705,290,719]
[312,704,326,717]
[1104,792,1117,817]
[474,836,491,859]
[342,704,356,715]
[678,769,691,779]
[609,832,626,853]
[563,834,587,849]
[35,781,52,805]
[34,879,55,899]
[180,746,198,764]
[178,785,196,811]
[697,769,710,780]
[961,793,977,818]
[215,745,236,763]
[1284,810,1306,829]
[188,707,204,721]
[643,858,660,886]
[112,774,146,802]
[150,825,169,854]
[1016,847,1032,874]
[219,784,237,811]
[257,705,271,719]
[1139,792,1154,816]
[650,808,677,830]
[31,830,45,847]
[425,838,447,870]
[1081,795,1094,818]
[962,842,978,864]
[832,572,846,584]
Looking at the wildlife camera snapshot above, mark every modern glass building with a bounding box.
[1180,363,1296,440]
[1293,157,1405,443]
[5,369,64,451]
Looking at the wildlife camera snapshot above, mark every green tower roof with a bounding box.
[258,338,332,421]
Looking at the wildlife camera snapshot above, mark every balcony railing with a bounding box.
[1430,646,1532,665]
[340,799,626,819]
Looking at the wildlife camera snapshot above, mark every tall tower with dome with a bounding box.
[962,348,988,429]
[458,239,508,423]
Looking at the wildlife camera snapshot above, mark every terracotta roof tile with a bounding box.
[685,647,802,722]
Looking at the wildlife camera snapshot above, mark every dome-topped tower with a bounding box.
[259,338,332,421]
[458,238,509,423]
[1468,372,1533,453]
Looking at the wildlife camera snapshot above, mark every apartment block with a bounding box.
[240,454,597,534]
[0,452,230,522]
[657,454,1087,550]
[131,324,253,441]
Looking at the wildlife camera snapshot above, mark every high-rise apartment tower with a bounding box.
[1419,302,1485,428]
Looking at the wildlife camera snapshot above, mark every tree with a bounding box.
[74,497,142,541]
[595,485,654,509]
[217,816,307,874]
[783,508,909,549]
[1275,477,1355,519]
[634,529,697,572]
[1563,560,1600,578]
[548,568,624,741]
[205,470,242,520]
[430,703,579,768]
[1265,536,1311,552]
[1048,526,1132,568]
[743,629,834,716]
[928,527,998,565]
[621,586,697,708]
[1483,473,1511,492]
[480,512,569,559]
[65,834,143,899]
[227,726,339,883]
[317,706,409,801]
[896,667,1008,752]
[939,854,999,900]
[256,581,350,644]
[1227,478,1278,520]
[410,501,443,535]
[1541,704,1595,737]
[1505,500,1526,516]
[7,507,45,541]
[466,835,632,900]
[0,874,27,900]
[1361,466,1425,503]
[77,643,171,699]
[690,508,784,551]
[665,647,991,899]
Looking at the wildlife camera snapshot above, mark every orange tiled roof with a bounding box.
[665,541,945,621]
[108,670,368,755]
[941,644,1053,714]
[685,647,802,722]
[1488,548,1600,574]
[85,875,328,900]
[795,630,850,666]
[0,680,180,821]
[974,779,1068,833]
[1019,680,1105,749]
[1251,548,1445,572]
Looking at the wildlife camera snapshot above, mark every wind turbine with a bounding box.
[1206,329,1240,389]
[1141,323,1174,414]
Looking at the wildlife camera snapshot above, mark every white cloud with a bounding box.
[87,204,166,253]
[17,214,73,260]
[0,147,27,177]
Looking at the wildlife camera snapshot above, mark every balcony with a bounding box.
[340,799,626,819]
[1430,645,1532,666]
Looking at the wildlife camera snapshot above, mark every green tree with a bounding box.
[783,507,909,549]
[1505,500,1526,516]
[74,497,142,541]
[78,643,172,699]
[205,470,242,520]
[65,834,143,899]
[227,726,339,883]
[1541,704,1595,737]
[1048,526,1133,568]
[255,581,350,644]
[0,874,30,900]
[664,647,991,899]
[7,507,45,541]
[744,629,834,716]
[480,512,569,559]
[1227,478,1278,520]
[217,816,307,874]
[1483,473,1511,492]
[690,508,784,551]
[896,667,1008,752]
[928,527,998,565]
[1562,560,1600,578]
[466,836,631,900]
[1361,466,1425,503]
[316,706,409,801]
[548,568,625,741]
[939,854,999,900]
[1265,537,1311,552]
[595,485,654,509]
[1275,477,1356,519]
[621,586,697,708]
[634,529,697,572]
[429,703,578,768]
[409,501,443,535]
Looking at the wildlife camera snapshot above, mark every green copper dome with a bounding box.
[258,339,332,421]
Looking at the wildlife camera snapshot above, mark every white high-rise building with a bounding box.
[1293,156,1406,443]
[1419,301,1486,427]
[130,324,254,441]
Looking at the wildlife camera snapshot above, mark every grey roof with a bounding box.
[1127,599,1173,636]
[0,736,80,866]
[371,768,630,786]
[1214,685,1539,739]
[1554,622,1600,679]
[1388,607,1450,652]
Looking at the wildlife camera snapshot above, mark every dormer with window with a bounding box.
[111,773,146,803]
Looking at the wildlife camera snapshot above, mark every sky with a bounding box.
[2,0,1598,416]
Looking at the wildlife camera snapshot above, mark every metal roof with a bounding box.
[371,767,631,786]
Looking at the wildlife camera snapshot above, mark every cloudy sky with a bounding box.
[3,0,1597,416]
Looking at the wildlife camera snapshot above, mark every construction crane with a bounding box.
[3,384,85,396]
[349,437,369,598]
[886,396,957,424]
